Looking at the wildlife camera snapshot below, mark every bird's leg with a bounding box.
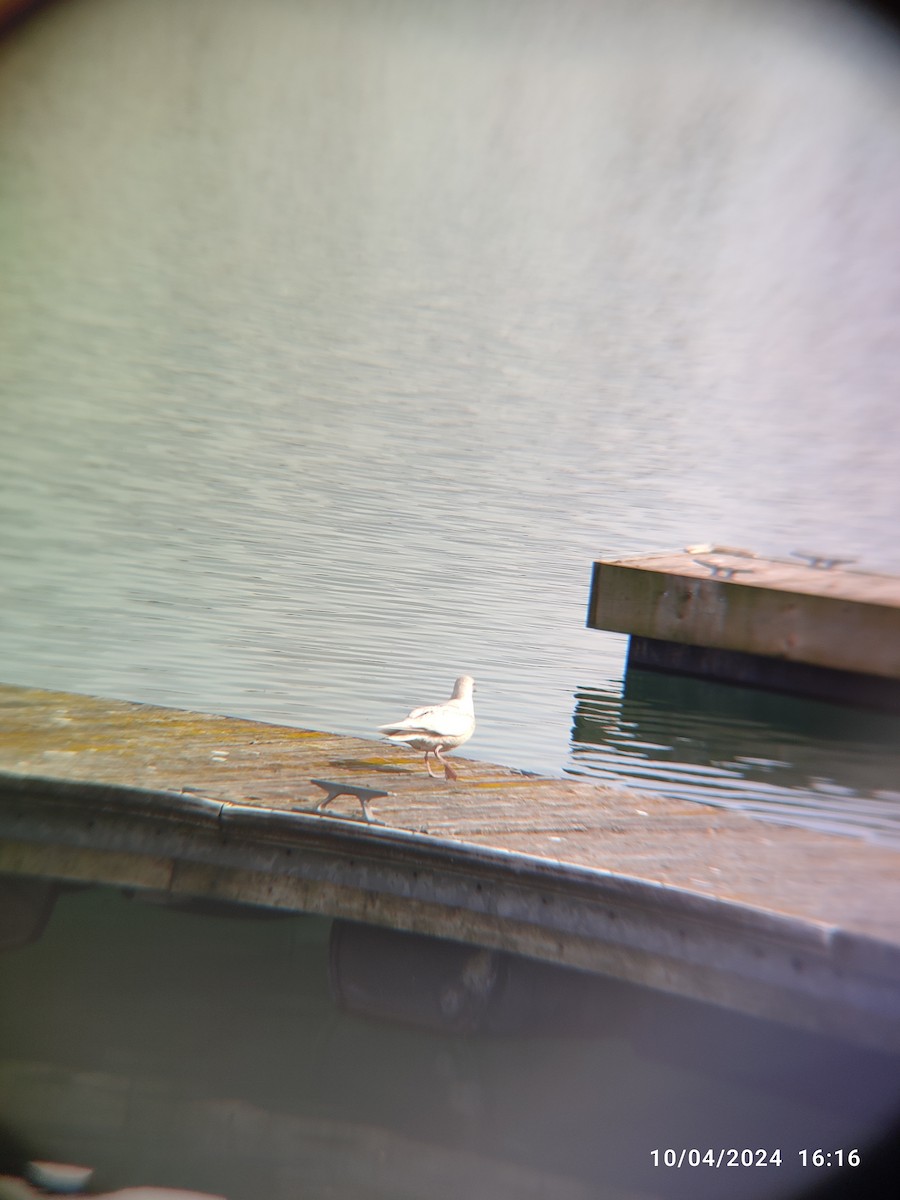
[435,747,458,781]
[424,750,439,778]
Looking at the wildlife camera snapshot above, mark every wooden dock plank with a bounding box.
[2,683,900,1048]
[1,681,898,932]
[601,548,900,605]
[1,682,898,928]
[587,550,900,706]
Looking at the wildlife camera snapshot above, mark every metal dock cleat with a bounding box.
[791,550,858,570]
[308,778,389,824]
[692,558,753,580]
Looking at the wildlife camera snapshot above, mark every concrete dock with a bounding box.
[2,683,900,1051]
[587,547,900,709]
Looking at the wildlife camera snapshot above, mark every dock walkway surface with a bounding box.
[588,547,900,708]
[2,683,900,1051]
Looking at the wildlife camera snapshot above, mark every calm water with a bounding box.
[2,0,900,841]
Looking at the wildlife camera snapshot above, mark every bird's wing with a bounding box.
[406,703,439,720]
[379,701,472,738]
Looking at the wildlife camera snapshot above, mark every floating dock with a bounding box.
[2,683,900,1051]
[588,547,900,709]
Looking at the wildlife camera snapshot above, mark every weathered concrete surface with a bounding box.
[2,683,900,1049]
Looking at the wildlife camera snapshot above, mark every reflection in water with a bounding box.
[1,885,899,1200]
[568,670,900,844]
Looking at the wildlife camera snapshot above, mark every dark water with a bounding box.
[1,884,899,1199]
[570,672,900,844]
[2,4,900,833]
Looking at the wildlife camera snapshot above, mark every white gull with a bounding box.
[378,676,476,781]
